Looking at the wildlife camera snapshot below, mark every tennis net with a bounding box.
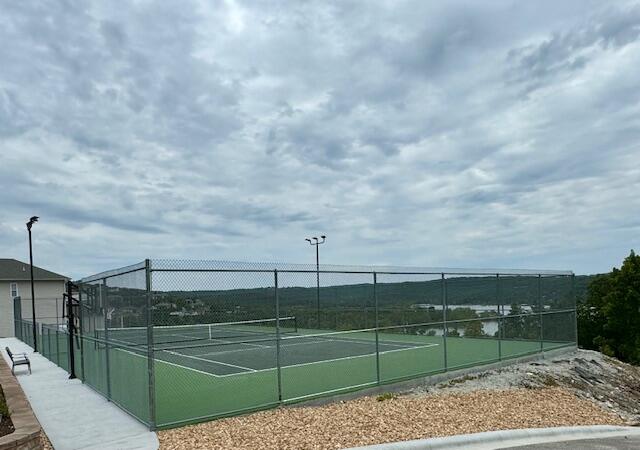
[96,316,297,347]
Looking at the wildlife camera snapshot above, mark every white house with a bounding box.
[0,258,69,337]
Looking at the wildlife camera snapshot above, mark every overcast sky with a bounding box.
[1,0,639,278]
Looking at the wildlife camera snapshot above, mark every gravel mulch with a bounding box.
[158,387,624,450]
[41,430,54,450]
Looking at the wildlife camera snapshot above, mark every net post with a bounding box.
[442,273,448,372]
[102,280,112,400]
[274,269,282,403]
[538,274,543,353]
[496,274,501,361]
[373,272,380,385]
[145,259,157,430]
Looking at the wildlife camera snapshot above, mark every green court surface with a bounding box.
[94,328,573,429]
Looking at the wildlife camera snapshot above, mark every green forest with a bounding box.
[99,270,582,345]
[577,250,640,365]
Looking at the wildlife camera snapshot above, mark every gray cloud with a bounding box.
[506,4,640,92]
[1,0,639,278]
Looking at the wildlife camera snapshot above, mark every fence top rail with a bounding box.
[77,261,146,283]
[75,259,573,282]
[149,259,573,276]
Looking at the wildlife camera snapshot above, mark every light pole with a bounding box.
[26,216,39,352]
[305,235,326,327]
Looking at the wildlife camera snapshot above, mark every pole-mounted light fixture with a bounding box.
[26,216,39,352]
[305,235,327,326]
[27,216,39,230]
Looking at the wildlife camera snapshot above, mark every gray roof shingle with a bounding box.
[0,259,68,281]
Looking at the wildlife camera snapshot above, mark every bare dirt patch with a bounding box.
[0,416,14,439]
[158,350,638,450]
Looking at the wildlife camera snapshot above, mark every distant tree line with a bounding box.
[82,268,586,348]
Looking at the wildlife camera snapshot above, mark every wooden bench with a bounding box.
[5,347,31,375]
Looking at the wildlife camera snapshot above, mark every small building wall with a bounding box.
[0,280,66,337]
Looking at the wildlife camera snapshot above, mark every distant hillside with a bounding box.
[153,274,597,308]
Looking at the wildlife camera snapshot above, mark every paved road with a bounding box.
[503,435,640,449]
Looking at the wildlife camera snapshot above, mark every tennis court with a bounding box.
[17,259,576,430]
[95,318,569,428]
[102,319,439,377]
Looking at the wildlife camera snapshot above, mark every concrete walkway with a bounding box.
[1,337,158,450]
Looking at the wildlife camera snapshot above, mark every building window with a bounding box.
[10,282,18,298]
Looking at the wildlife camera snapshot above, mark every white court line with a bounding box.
[273,343,439,370]
[165,350,257,372]
[112,347,230,379]
[198,336,270,349]
[111,331,270,349]
[114,341,440,379]
[189,345,274,358]
[210,342,440,378]
[225,340,270,349]
[175,335,438,356]
[172,332,271,349]
[185,336,420,356]
[302,336,426,348]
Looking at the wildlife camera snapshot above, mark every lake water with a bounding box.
[412,303,540,337]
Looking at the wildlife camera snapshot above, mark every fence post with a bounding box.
[145,259,157,430]
[56,319,60,364]
[78,286,85,380]
[538,274,543,353]
[102,280,112,399]
[67,281,77,379]
[442,273,448,372]
[274,270,283,403]
[571,274,577,348]
[47,327,52,359]
[496,274,501,361]
[13,297,22,340]
[373,272,380,385]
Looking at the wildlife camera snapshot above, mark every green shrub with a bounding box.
[376,392,396,402]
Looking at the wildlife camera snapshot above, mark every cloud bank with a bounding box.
[1,0,639,277]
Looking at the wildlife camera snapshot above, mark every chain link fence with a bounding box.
[13,296,71,372]
[14,259,576,430]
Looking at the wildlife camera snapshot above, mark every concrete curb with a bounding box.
[345,425,640,450]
